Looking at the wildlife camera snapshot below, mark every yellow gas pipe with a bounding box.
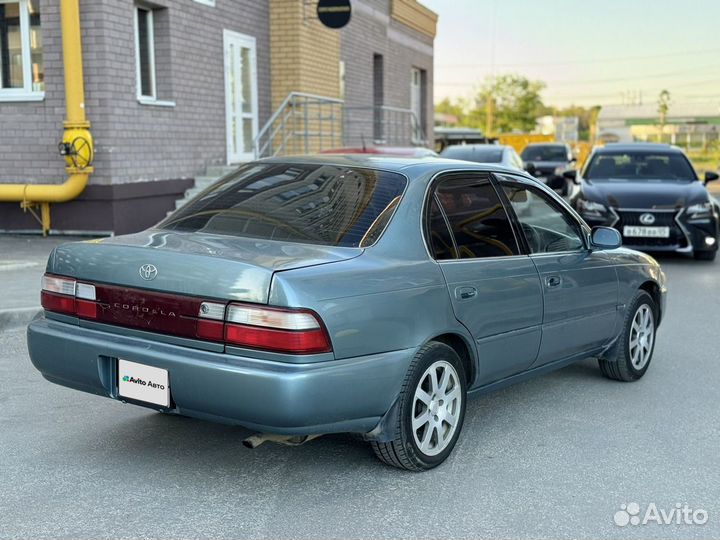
[0,0,94,235]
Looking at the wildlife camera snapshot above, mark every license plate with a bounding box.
[623,226,670,238]
[118,359,170,407]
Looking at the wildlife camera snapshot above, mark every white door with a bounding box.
[224,30,258,163]
[410,67,423,142]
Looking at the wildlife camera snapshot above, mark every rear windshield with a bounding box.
[159,163,407,247]
[585,152,697,181]
[521,145,568,162]
[441,146,503,163]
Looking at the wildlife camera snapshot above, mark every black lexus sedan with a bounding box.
[569,143,720,260]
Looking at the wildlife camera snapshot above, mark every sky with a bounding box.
[421,0,720,109]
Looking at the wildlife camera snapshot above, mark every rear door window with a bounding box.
[160,163,407,247]
[432,176,520,259]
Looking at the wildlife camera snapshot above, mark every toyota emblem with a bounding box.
[139,264,158,281]
[639,213,656,225]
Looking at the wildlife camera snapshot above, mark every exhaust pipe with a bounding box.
[242,433,321,449]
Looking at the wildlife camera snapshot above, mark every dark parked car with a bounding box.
[570,143,719,260]
[440,144,525,171]
[320,146,438,157]
[28,156,667,471]
[521,142,576,195]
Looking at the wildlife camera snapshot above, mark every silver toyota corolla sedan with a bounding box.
[28,156,667,471]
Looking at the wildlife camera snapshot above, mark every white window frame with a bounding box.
[223,29,259,163]
[134,5,156,102]
[0,0,44,102]
[410,67,423,143]
[192,0,215,6]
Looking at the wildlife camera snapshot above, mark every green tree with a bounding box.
[478,74,547,134]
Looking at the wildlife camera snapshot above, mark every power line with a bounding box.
[435,65,720,88]
[438,47,720,69]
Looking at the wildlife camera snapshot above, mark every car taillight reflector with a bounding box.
[225,303,331,354]
[225,324,331,354]
[226,304,321,330]
[41,274,97,319]
[196,301,226,341]
[41,291,76,315]
[42,275,76,296]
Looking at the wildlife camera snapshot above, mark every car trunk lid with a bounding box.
[49,229,362,304]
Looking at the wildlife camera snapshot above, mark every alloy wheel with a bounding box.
[411,360,462,456]
[629,304,654,370]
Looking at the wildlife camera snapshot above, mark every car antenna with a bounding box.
[361,133,367,153]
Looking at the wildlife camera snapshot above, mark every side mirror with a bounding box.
[704,171,719,184]
[524,163,536,175]
[590,226,622,250]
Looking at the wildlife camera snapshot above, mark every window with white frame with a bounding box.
[134,5,156,100]
[0,0,43,101]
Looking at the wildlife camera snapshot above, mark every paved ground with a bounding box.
[0,236,90,311]
[1,250,719,539]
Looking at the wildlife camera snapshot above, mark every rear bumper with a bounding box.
[27,316,414,435]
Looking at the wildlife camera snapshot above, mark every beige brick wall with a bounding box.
[269,0,340,111]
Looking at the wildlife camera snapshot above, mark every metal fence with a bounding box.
[253,92,426,158]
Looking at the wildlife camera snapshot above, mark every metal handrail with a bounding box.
[254,92,426,158]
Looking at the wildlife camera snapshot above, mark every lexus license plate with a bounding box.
[623,226,670,238]
[118,359,170,407]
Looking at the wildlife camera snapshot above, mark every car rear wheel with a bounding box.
[599,290,657,382]
[694,249,717,261]
[371,342,467,471]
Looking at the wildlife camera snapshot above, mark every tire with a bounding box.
[599,290,657,382]
[694,249,717,261]
[371,342,467,471]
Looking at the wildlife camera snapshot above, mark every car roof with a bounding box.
[258,154,528,177]
[595,142,684,154]
[523,142,566,148]
[441,144,508,151]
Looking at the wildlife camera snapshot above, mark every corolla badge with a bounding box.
[139,264,158,281]
[639,213,656,225]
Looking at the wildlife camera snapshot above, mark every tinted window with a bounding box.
[427,197,457,260]
[160,163,407,247]
[440,146,504,163]
[521,145,569,162]
[502,183,584,254]
[585,151,696,181]
[435,178,519,259]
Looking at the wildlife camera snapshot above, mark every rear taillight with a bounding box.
[41,274,97,318]
[40,274,332,355]
[225,304,331,354]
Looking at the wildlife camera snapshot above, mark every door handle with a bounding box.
[545,275,562,288]
[455,286,477,300]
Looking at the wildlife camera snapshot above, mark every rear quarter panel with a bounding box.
[269,166,476,364]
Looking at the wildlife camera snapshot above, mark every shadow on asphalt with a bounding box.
[74,357,609,473]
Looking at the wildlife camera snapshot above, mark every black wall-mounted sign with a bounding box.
[317,0,352,29]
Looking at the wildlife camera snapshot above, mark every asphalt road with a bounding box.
[1,253,719,540]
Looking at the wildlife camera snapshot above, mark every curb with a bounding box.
[0,307,42,331]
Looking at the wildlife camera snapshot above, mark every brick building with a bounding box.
[0,0,436,234]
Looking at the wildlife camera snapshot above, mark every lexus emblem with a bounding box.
[639,213,656,225]
[139,264,158,281]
